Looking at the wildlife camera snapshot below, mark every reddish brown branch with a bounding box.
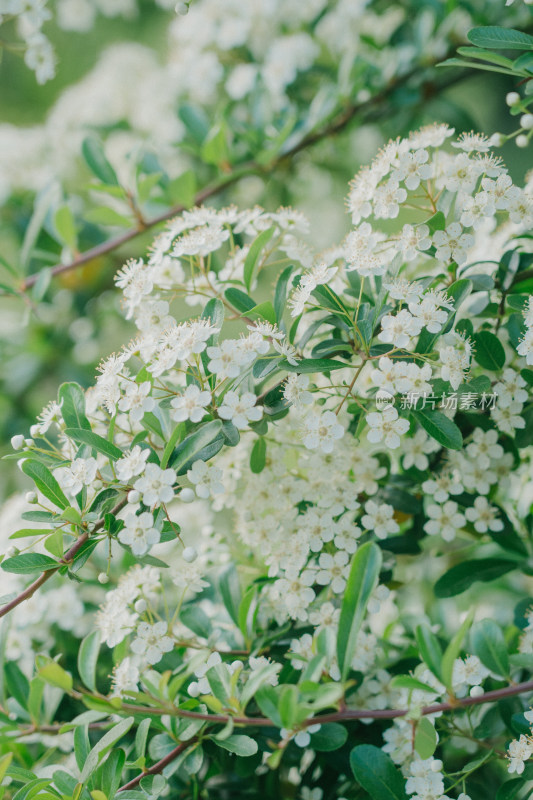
[117,736,198,792]
[0,497,127,619]
[119,678,533,727]
[19,63,464,292]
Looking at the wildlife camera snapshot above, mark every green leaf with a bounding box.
[0,754,13,785]
[1,553,58,574]
[161,423,185,469]
[21,460,69,510]
[438,57,518,76]
[281,357,348,374]
[218,565,242,627]
[434,558,516,597]
[274,264,294,322]
[64,429,122,461]
[337,542,382,680]
[350,745,408,800]
[167,170,197,208]
[473,331,506,370]
[441,611,473,690]
[415,625,443,683]
[9,528,55,540]
[470,619,510,678]
[82,136,119,185]
[78,631,100,692]
[214,734,258,757]
[137,172,162,205]
[468,26,533,51]
[5,662,30,710]
[80,718,135,783]
[54,206,77,251]
[85,206,131,227]
[59,383,91,431]
[169,420,223,474]
[224,287,256,314]
[390,676,438,694]
[414,718,438,759]
[310,723,348,752]
[243,227,275,292]
[201,123,229,167]
[246,300,277,325]
[38,661,73,693]
[413,408,462,450]
[250,437,267,474]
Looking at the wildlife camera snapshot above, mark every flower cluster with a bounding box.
[3,124,533,798]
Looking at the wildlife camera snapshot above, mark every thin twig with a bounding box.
[20,64,466,292]
[117,736,198,792]
[0,497,127,619]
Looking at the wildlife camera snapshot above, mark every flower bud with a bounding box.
[98,572,109,584]
[134,598,147,613]
[180,488,195,503]
[128,489,141,504]
[24,439,34,448]
[30,424,40,437]
[430,759,443,772]
[5,546,18,558]
[516,134,529,148]
[521,113,533,130]
[506,91,520,106]
[11,434,24,450]
[183,546,198,563]
[470,685,484,697]
[489,132,504,147]
[25,491,37,504]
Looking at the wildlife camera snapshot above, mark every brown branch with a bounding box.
[20,63,466,292]
[119,678,533,728]
[0,496,127,619]
[117,736,198,792]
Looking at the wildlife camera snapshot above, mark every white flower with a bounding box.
[465,497,504,533]
[171,384,211,423]
[55,457,98,497]
[301,410,344,453]
[187,460,224,498]
[280,724,321,748]
[466,428,503,469]
[432,223,474,265]
[316,551,350,593]
[118,511,160,556]
[491,401,526,435]
[393,148,432,190]
[134,463,176,506]
[517,328,533,365]
[111,657,140,697]
[218,391,263,429]
[172,561,209,594]
[366,407,409,450]
[207,340,245,379]
[118,381,155,422]
[508,734,533,775]
[401,429,439,471]
[378,310,422,349]
[422,472,463,503]
[452,655,490,691]
[361,500,399,539]
[116,445,150,483]
[272,338,300,365]
[284,373,313,407]
[424,501,465,541]
[131,621,173,665]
